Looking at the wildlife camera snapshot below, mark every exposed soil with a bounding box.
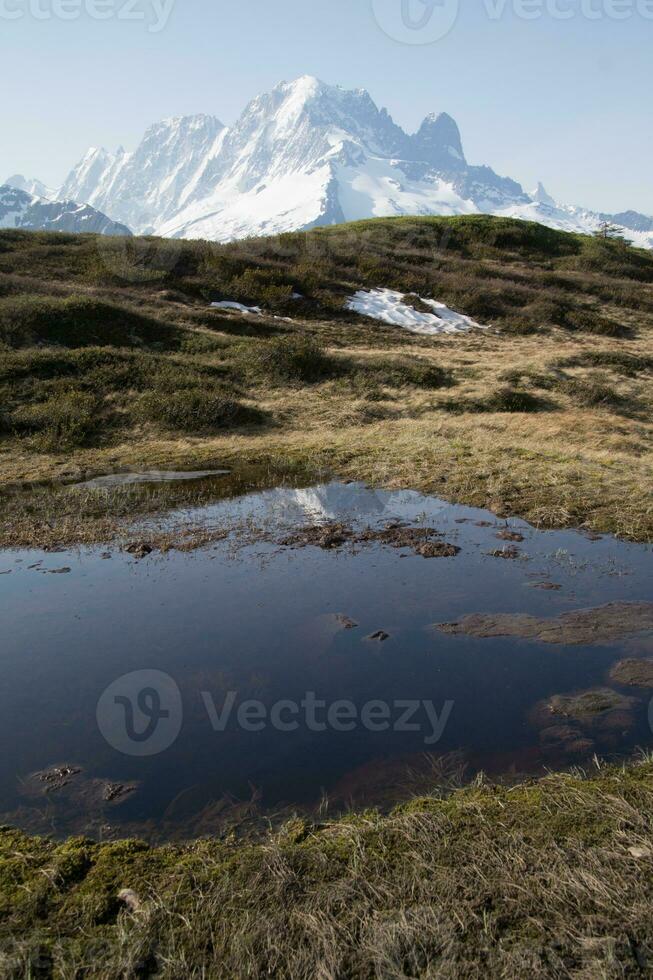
[436,601,653,647]
[488,546,522,560]
[495,530,526,543]
[279,522,461,558]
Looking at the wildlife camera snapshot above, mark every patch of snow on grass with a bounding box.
[347,288,485,335]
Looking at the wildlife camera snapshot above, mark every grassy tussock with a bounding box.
[1,761,653,978]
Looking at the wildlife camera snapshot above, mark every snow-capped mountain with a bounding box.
[0,185,131,236]
[4,174,57,201]
[59,114,226,234]
[26,76,653,248]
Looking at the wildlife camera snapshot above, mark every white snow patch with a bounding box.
[347,288,486,335]
[210,301,263,315]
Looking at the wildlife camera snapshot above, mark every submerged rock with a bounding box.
[539,725,594,756]
[335,614,359,630]
[36,765,82,791]
[103,782,138,803]
[436,602,653,647]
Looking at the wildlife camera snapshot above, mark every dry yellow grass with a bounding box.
[2,324,651,543]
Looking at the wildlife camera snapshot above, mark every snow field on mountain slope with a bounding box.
[336,160,476,223]
[346,289,486,335]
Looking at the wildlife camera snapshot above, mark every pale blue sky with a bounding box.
[2,0,651,213]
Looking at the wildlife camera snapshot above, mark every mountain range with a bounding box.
[0,185,131,236]
[5,75,653,247]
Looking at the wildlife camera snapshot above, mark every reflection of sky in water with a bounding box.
[1,482,652,841]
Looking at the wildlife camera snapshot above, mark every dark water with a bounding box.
[1,481,652,840]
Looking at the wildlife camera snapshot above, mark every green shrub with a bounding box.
[441,386,546,414]
[0,295,183,349]
[560,378,624,409]
[484,387,545,412]
[134,389,264,433]
[564,309,629,338]
[556,351,653,376]
[356,355,452,390]
[235,335,332,384]
[498,369,557,390]
[12,391,100,449]
[497,316,544,336]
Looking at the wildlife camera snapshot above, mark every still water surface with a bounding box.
[1,481,652,839]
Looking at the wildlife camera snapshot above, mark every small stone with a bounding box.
[103,782,136,803]
[366,631,390,643]
[335,614,359,630]
[48,567,71,574]
[628,846,652,859]
[118,888,141,912]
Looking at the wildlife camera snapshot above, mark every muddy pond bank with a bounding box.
[1,481,652,841]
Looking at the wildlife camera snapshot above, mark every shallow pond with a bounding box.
[1,481,652,840]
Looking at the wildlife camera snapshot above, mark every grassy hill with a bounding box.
[0,215,652,545]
